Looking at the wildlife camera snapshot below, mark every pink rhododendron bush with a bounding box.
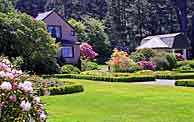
[138,60,156,71]
[0,57,46,122]
[80,42,98,60]
[80,43,98,71]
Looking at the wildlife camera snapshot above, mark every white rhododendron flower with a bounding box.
[20,101,31,112]
[1,82,12,91]
[18,81,33,93]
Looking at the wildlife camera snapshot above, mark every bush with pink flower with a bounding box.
[80,43,98,71]
[0,57,46,121]
[80,42,98,60]
[138,60,156,71]
[175,53,184,61]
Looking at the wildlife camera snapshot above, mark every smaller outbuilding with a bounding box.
[136,33,190,60]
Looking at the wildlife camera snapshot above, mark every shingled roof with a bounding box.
[137,37,169,49]
[137,33,190,49]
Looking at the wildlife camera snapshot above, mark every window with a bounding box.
[61,46,73,58]
[71,31,75,36]
[48,25,62,39]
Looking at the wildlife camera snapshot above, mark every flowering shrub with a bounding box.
[175,53,184,61]
[107,49,140,72]
[80,42,98,60]
[138,60,156,71]
[0,57,46,121]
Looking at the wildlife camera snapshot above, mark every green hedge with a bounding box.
[178,70,194,73]
[175,79,194,87]
[156,73,194,79]
[44,71,194,82]
[177,60,194,68]
[35,83,84,96]
[51,74,155,82]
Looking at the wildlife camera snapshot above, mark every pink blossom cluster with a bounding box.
[0,61,22,80]
[175,53,184,61]
[0,80,47,121]
[138,60,156,71]
[80,42,98,60]
[18,81,33,93]
[0,58,47,121]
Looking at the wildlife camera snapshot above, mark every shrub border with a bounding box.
[43,72,194,83]
[35,82,84,96]
[156,73,194,79]
[175,79,194,87]
[50,74,156,82]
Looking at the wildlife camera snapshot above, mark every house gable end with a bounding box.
[42,11,78,42]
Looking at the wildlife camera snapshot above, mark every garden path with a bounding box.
[131,79,176,86]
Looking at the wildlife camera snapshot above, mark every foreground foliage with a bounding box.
[0,57,46,121]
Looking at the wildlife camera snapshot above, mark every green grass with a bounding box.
[98,64,108,69]
[42,79,194,122]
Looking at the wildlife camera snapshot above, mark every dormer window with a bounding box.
[48,25,62,39]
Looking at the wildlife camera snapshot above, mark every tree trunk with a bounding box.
[172,0,188,33]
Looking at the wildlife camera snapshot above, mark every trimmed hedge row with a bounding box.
[43,71,194,83]
[156,73,194,79]
[175,79,194,87]
[35,83,84,96]
[178,70,194,73]
[51,74,156,82]
[177,60,194,68]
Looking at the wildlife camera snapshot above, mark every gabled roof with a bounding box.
[35,10,75,30]
[138,33,189,49]
[143,33,181,41]
[137,37,169,49]
[35,10,54,21]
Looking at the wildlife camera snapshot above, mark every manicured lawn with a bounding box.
[42,79,194,122]
[98,64,108,69]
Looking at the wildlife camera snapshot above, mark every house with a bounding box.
[35,10,80,64]
[136,33,190,60]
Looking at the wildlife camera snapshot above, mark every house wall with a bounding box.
[44,12,78,42]
[44,12,80,64]
[57,44,80,64]
[173,34,190,49]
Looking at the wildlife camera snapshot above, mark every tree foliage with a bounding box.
[69,18,111,63]
[0,12,59,74]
